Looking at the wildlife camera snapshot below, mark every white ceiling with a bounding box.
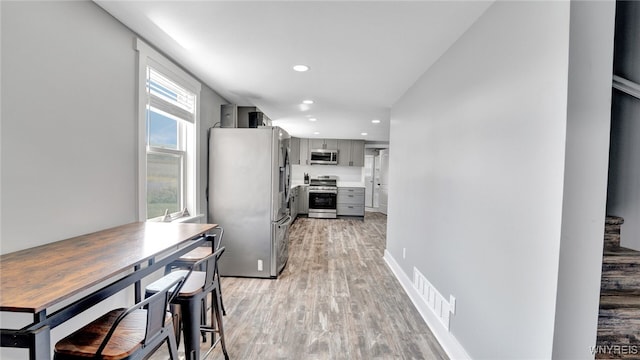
[94,1,492,142]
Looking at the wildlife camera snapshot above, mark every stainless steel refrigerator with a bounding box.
[208,126,292,278]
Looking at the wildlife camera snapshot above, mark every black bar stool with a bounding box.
[165,227,226,316]
[146,246,229,360]
[54,276,185,360]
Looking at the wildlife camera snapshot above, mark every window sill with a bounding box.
[147,214,205,224]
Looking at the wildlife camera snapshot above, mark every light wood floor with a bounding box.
[154,212,448,359]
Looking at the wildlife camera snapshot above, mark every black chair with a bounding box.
[165,227,226,316]
[146,246,229,360]
[54,276,185,360]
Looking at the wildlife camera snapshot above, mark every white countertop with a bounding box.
[290,181,365,188]
[337,182,365,188]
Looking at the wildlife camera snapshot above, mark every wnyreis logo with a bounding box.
[590,344,639,356]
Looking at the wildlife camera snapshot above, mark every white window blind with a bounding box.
[147,67,196,123]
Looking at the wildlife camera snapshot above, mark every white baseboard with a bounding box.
[383,249,472,360]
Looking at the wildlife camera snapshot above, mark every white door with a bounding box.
[373,155,381,209]
[378,149,389,215]
[364,155,375,207]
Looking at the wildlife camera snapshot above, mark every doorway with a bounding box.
[365,154,375,208]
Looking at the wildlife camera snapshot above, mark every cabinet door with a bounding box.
[324,139,338,149]
[337,187,365,216]
[337,204,365,216]
[298,186,309,214]
[350,140,365,167]
[299,138,309,165]
[337,140,352,166]
[309,139,325,149]
[290,137,301,165]
[290,187,299,219]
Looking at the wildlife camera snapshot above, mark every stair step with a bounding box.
[597,296,640,352]
[601,247,640,295]
[604,216,624,250]
[597,307,640,338]
[604,233,622,250]
[596,217,638,359]
[600,295,640,309]
[605,216,625,226]
[598,295,640,330]
[595,338,640,359]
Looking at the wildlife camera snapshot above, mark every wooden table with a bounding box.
[0,221,218,359]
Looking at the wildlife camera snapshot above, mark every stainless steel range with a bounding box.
[308,176,338,219]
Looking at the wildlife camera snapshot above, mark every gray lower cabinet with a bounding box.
[298,185,309,214]
[337,187,365,216]
[290,186,299,220]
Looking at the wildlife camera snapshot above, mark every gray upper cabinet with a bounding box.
[290,137,310,165]
[291,138,363,167]
[338,139,365,167]
[290,137,301,165]
[300,138,309,165]
[309,138,338,150]
[337,140,352,166]
[350,140,365,167]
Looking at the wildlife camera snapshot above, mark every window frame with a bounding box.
[136,39,201,221]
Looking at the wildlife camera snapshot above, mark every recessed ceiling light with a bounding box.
[371,119,381,124]
[302,100,314,105]
[313,131,320,135]
[293,64,310,72]
[309,118,317,122]
[361,132,368,136]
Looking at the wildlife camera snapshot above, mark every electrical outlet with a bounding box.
[258,259,263,272]
[450,295,456,314]
[403,248,406,259]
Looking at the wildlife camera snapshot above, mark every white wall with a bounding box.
[552,1,616,358]
[387,1,572,358]
[0,1,226,358]
[1,0,138,254]
[291,164,363,185]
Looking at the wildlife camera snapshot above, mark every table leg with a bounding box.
[30,325,50,360]
[134,264,141,303]
[3,325,52,360]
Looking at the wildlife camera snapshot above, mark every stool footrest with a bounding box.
[200,332,223,360]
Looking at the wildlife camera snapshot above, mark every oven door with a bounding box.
[308,190,337,218]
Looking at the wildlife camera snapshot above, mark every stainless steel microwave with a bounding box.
[310,149,338,165]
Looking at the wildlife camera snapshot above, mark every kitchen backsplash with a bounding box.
[292,164,363,183]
